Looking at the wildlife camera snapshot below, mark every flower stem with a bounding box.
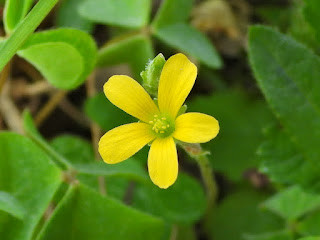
[196,154,218,214]
[179,143,218,216]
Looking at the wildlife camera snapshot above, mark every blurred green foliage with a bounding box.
[188,89,275,181]
[97,34,154,80]
[56,0,94,32]
[209,187,285,240]
[1,0,320,239]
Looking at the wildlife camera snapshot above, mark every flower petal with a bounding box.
[104,75,159,123]
[148,137,178,189]
[99,122,155,164]
[158,53,197,119]
[173,112,219,143]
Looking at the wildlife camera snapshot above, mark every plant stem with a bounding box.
[0,0,58,72]
[35,90,68,126]
[25,126,74,170]
[0,61,11,93]
[0,82,23,133]
[197,154,218,214]
[169,224,178,240]
[24,80,54,96]
[58,98,91,128]
[86,71,107,195]
[179,143,218,216]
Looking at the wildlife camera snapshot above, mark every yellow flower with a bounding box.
[99,53,219,189]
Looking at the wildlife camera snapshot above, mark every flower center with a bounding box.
[149,114,175,138]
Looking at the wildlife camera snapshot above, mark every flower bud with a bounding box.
[141,53,166,97]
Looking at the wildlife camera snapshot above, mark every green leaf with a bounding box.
[0,132,61,240]
[23,110,46,140]
[79,0,151,28]
[244,231,293,240]
[23,111,73,169]
[151,0,221,68]
[0,191,25,219]
[74,161,149,183]
[297,210,320,236]
[303,0,320,40]
[248,26,320,176]
[37,184,170,240]
[50,134,113,197]
[188,89,275,181]
[56,0,94,33]
[104,177,130,200]
[0,0,59,72]
[154,23,222,68]
[263,186,320,221]
[19,42,84,88]
[209,187,284,240]
[18,28,97,89]
[4,0,33,33]
[257,125,318,187]
[51,135,94,164]
[97,34,154,79]
[132,173,206,224]
[50,134,147,197]
[84,92,135,131]
[152,0,193,28]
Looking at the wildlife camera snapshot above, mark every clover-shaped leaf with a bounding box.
[18,28,97,89]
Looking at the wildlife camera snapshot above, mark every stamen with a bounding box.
[149,114,174,137]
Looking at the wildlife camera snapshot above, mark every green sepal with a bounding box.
[177,104,187,116]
